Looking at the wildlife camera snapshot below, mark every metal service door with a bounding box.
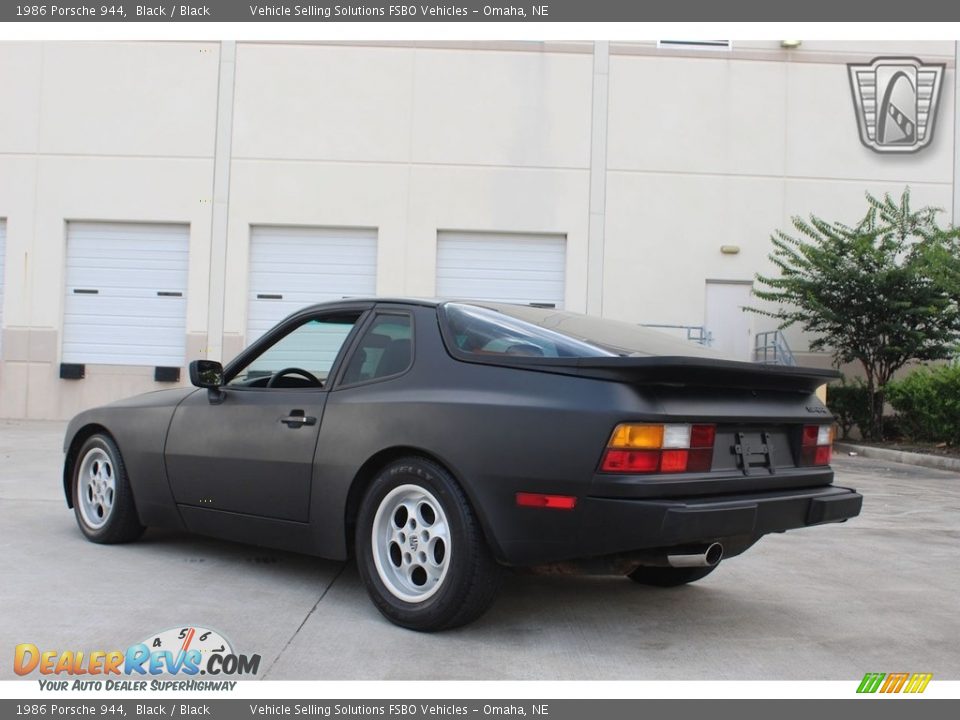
[704,280,754,360]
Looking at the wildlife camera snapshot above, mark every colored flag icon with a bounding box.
[857,672,932,694]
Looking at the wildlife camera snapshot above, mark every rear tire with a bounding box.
[627,564,718,587]
[71,434,144,544]
[355,457,501,631]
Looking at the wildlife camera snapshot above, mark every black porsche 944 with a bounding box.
[63,299,862,630]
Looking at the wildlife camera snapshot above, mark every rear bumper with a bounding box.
[498,485,863,566]
[580,484,862,553]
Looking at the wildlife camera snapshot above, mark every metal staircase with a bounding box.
[753,330,796,366]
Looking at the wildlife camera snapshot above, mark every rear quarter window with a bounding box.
[339,313,414,386]
[440,303,616,359]
[439,302,726,359]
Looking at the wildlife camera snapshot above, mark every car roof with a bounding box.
[296,297,443,313]
[297,297,560,313]
[297,298,565,311]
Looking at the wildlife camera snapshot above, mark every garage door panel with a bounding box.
[63,338,186,365]
[253,265,376,281]
[437,234,566,258]
[63,310,186,327]
[69,256,187,272]
[436,231,566,307]
[68,272,187,292]
[254,258,377,272]
[68,246,186,263]
[439,268,565,281]
[63,325,186,344]
[251,274,376,295]
[64,303,186,321]
[62,350,184,366]
[440,258,565,273]
[247,300,309,326]
[247,226,377,343]
[251,235,374,248]
[441,257,565,272]
[67,242,182,253]
[63,333,186,358]
[441,279,564,296]
[63,222,189,367]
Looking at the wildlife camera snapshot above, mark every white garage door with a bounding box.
[436,231,566,307]
[247,226,377,344]
[0,220,6,356]
[63,222,189,366]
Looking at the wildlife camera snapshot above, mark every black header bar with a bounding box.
[4,0,960,22]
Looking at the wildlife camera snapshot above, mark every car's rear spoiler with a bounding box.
[476,356,840,394]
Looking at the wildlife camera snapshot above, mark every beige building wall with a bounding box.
[0,40,955,419]
[602,42,956,362]
[0,42,219,420]
[224,43,593,357]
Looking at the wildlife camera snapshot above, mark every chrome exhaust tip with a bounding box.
[666,542,724,568]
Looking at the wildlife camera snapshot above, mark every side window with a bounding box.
[228,312,362,388]
[340,313,413,386]
[441,302,613,358]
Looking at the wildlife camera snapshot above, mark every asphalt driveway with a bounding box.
[1,420,957,680]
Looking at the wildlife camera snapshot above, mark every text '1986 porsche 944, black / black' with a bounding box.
[63,299,862,630]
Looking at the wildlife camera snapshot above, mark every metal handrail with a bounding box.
[754,330,797,366]
[641,324,714,347]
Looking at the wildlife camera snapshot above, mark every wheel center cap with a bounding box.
[409,535,418,551]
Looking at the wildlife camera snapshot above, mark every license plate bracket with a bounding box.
[732,430,776,476]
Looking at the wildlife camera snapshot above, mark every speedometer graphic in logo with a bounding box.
[140,626,233,661]
[126,625,261,677]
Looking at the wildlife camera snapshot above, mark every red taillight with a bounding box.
[815,445,832,465]
[601,449,660,473]
[800,424,833,466]
[600,423,716,474]
[686,447,714,472]
[690,424,716,448]
[659,449,688,473]
[515,492,578,510]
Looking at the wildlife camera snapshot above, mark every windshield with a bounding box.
[440,302,728,359]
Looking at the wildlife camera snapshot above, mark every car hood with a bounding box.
[100,386,199,409]
[63,387,199,453]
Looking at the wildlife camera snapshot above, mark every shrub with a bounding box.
[750,188,960,440]
[827,378,872,440]
[881,415,905,442]
[886,365,960,446]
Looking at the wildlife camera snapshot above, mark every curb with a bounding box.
[835,442,960,473]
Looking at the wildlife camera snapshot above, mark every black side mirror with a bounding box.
[189,360,224,389]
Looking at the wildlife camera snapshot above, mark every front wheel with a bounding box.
[627,564,718,587]
[355,457,501,631]
[71,434,144,544]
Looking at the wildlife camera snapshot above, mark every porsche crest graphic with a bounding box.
[848,57,945,153]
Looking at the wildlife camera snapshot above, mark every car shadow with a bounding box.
[52,527,851,681]
[136,526,333,574]
[126,527,824,648]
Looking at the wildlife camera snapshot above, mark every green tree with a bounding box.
[750,188,960,440]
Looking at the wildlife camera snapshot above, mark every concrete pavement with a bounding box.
[1,420,958,680]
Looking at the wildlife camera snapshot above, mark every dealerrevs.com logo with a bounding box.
[14,626,260,691]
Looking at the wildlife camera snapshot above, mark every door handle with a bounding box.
[281,412,316,428]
